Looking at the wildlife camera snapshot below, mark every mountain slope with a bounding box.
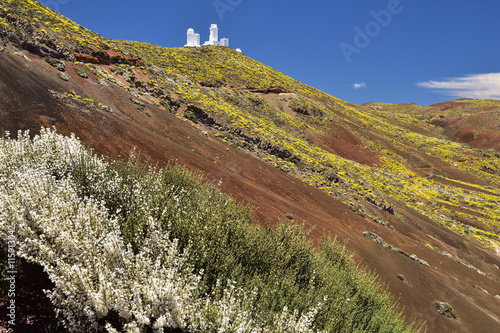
[109,41,500,254]
[1,1,499,332]
[364,100,500,151]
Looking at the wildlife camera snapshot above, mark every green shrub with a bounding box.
[74,67,89,78]
[45,57,66,71]
[57,71,68,81]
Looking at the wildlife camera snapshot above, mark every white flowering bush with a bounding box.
[0,128,419,332]
[190,281,325,333]
[0,129,200,332]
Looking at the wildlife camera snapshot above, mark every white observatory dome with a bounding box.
[187,28,194,34]
[236,48,242,53]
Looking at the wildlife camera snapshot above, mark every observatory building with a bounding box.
[185,28,200,47]
[185,24,229,47]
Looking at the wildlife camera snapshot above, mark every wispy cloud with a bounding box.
[417,73,500,100]
[353,82,366,89]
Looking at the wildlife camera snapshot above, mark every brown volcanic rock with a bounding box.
[74,52,109,65]
[1,47,500,333]
[74,49,143,66]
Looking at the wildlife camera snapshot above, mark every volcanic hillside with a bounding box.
[1,1,500,332]
[364,101,500,151]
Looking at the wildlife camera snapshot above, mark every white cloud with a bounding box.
[417,73,500,100]
[353,82,366,89]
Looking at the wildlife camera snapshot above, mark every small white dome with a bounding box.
[236,48,242,53]
[187,28,194,34]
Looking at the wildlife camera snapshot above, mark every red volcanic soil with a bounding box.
[431,116,500,152]
[426,101,500,152]
[1,48,500,332]
[315,123,380,166]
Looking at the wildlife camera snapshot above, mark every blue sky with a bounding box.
[45,0,500,106]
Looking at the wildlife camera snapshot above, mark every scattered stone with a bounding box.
[12,51,30,62]
[129,88,141,98]
[131,98,146,106]
[383,205,395,215]
[362,231,392,249]
[74,67,89,78]
[409,254,430,267]
[201,131,209,137]
[134,79,146,89]
[96,68,119,84]
[365,197,395,215]
[96,77,108,86]
[363,231,430,267]
[397,274,406,281]
[57,72,69,81]
[121,70,135,83]
[285,213,294,220]
[431,246,487,276]
[474,286,489,294]
[349,203,366,217]
[131,98,146,111]
[45,57,66,71]
[373,217,395,230]
[99,104,113,113]
[435,301,458,319]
